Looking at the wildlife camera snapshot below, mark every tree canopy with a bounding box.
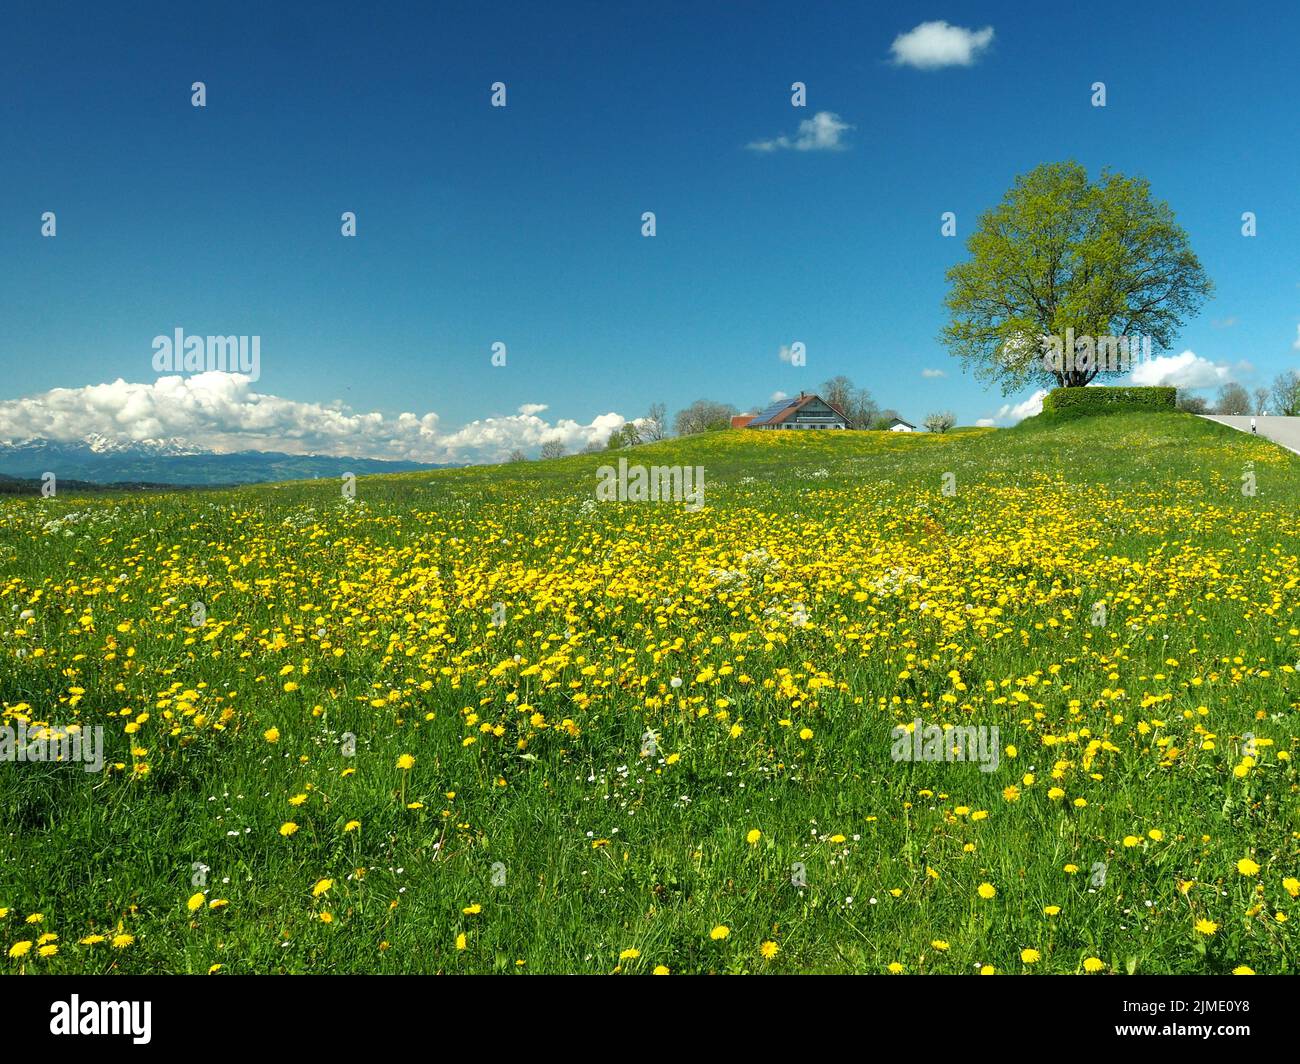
[941,161,1213,392]
[674,399,737,436]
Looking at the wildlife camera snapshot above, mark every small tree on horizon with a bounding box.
[821,376,879,428]
[924,411,956,433]
[1214,383,1251,415]
[1270,371,1300,416]
[642,403,667,441]
[539,439,567,460]
[605,423,640,449]
[674,399,737,436]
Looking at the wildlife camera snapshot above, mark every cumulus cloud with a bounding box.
[889,21,994,69]
[0,374,631,464]
[991,389,1047,424]
[975,418,996,428]
[921,368,946,378]
[769,390,789,403]
[1293,324,1300,350]
[748,111,852,152]
[778,345,796,363]
[1127,350,1231,388]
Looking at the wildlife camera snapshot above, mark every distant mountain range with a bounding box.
[0,436,451,487]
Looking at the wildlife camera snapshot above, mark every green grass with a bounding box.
[1,412,1297,974]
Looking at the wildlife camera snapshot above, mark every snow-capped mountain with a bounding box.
[80,433,203,456]
[0,436,450,486]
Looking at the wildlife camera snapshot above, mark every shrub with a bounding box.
[1040,386,1176,415]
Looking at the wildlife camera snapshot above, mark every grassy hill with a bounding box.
[1,412,1297,973]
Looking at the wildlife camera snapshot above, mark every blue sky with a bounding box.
[1,0,1296,460]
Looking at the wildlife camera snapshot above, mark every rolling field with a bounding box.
[1,412,1298,974]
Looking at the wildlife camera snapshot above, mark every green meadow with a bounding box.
[1,412,1297,973]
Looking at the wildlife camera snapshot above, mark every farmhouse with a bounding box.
[888,417,916,432]
[742,393,852,430]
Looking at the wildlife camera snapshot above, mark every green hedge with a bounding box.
[1040,386,1177,414]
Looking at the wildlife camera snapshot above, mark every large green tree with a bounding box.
[941,161,1213,391]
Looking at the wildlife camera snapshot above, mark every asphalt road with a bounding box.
[1200,415,1300,455]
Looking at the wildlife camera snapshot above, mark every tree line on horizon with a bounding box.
[1177,373,1300,417]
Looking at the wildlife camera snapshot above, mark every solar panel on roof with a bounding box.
[749,398,795,425]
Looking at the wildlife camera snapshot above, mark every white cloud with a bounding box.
[1293,324,1300,350]
[992,389,1047,424]
[778,345,795,363]
[769,390,789,403]
[975,418,996,428]
[748,111,852,152]
[889,21,994,70]
[1128,350,1230,388]
[921,368,946,378]
[0,373,631,464]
